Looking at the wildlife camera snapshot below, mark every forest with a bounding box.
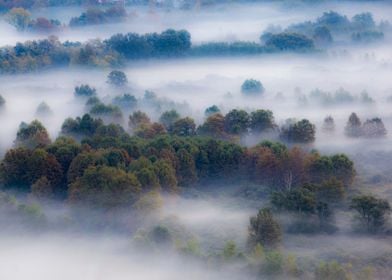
[0,0,392,280]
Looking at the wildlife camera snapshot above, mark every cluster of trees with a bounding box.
[6,8,62,32]
[300,88,375,106]
[0,26,319,74]
[69,6,127,27]
[344,113,387,138]
[0,114,354,209]
[283,11,387,45]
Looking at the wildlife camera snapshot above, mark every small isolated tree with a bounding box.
[74,84,97,98]
[280,119,316,143]
[248,208,282,249]
[362,118,387,138]
[350,195,391,233]
[345,112,362,138]
[322,115,335,133]
[35,102,53,118]
[241,79,265,96]
[107,70,128,87]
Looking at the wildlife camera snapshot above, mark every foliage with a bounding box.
[241,79,265,95]
[15,120,51,149]
[107,70,128,87]
[248,208,282,249]
[350,195,391,233]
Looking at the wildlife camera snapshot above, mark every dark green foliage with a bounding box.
[74,84,96,98]
[224,109,250,135]
[68,165,141,209]
[89,103,123,122]
[61,114,103,138]
[248,208,282,249]
[241,79,265,95]
[280,119,316,143]
[265,33,314,51]
[107,70,128,87]
[249,110,276,134]
[350,195,391,233]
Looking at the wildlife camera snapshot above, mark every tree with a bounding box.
[6,8,31,31]
[15,120,51,149]
[74,84,97,98]
[322,115,335,133]
[112,94,137,110]
[313,26,333,45]
[241,79,265,95]
[68,166,141,209]
[0,95,5,109]
[35,102,53,118]
[345,112,361,137]
[317,178,345,203]
[280,119,316,143]
[159,110,180,129]
[350,195,391,233]
[169,117,196,136]
[249,110,276,134]
[107,70,128,87]
[224,109,250,135]
[361,118,387,138]
[154,160,178,193]
[176,148,197,186]
[265,33,314,51]
[197,113,228,139]
[204,105,220,117]
[248,208,282,249]
[129,111,151,131]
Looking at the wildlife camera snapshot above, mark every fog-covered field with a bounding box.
[1,1,392,279]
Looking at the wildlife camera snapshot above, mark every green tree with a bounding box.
[204,105,220,117]
[241,79,264,95]
[280,119,315,143]
[169,117,196,136]
[224,109,250,135]
[159,110,180,129]
[15,120,51,149]
[68,165,141,209]
[248,208,282,249]
[107,70,128,87]
[249,109,276,134]
[350,195,391,233]
[345,112,362,138]
[74,84,97,98]
[31,176,53,199]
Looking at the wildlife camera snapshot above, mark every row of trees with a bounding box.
[0,116,355,208]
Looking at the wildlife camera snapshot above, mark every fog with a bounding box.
[1,1,392,279]
[1,1,392,45]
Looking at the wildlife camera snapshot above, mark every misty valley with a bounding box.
[1,0,392,279]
